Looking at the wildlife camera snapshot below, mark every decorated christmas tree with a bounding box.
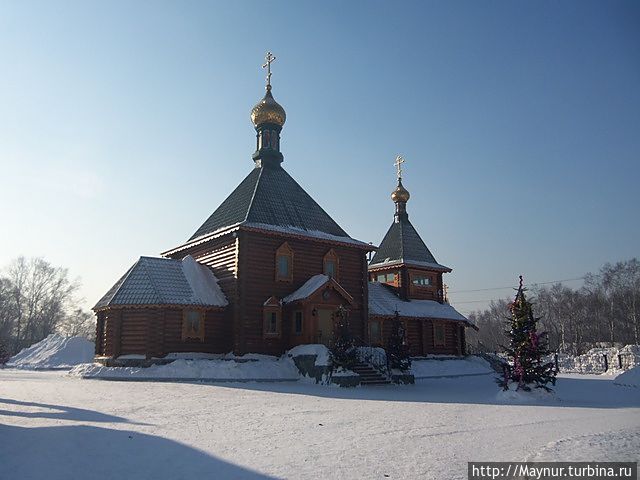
[331,305,357,369]
[499,276,557,391]
[386,312,412,371]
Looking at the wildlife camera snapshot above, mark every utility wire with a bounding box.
[449,274,600,294]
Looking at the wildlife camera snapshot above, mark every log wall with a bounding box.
[96,307,229,358]
[236,230,369,355]
[374,316,464,356]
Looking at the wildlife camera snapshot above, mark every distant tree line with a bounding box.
[0,256,95,356]
[467,258,640,355]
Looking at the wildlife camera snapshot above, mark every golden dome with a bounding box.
[251,86,286,128]
[391,180,410,203]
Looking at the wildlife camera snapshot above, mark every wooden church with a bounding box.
[93,54,473,363]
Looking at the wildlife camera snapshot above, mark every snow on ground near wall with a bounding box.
[71,357,301,381]
[0,371,638,480]
[410,356,493,378]
[614,365,640,387]
[7,334,94,369]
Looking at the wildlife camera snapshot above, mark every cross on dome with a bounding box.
[262,51,276,88]
[394,155,405,181]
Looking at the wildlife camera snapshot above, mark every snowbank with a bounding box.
[8,334,94,369]
[411,356,493,379]
[287,344,331,366]
[70,357,300,382]
[614,365,640,387]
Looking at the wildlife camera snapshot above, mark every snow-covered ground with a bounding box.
[7,334,94,369]
[614,365,640,387]
[0,370,638,480]
[411,356,493,378]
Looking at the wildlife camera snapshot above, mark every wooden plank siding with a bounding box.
[164,232,238,353]
[372,315,464,356]
[236,230,369,355]
[97,307,228,358]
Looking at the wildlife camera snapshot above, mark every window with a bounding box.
[434,323,446,347]
[278,256,290,276]
[263,308,281,337]
[412,275,432,287]
[323,249,339,279]
[275,242,293,282]
[267,312,278,334]
[370,320,381,345]
[294,311,303,335]
[376,272,396,284]
[182,310,204,341]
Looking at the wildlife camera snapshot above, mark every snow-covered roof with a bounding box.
[94,255,228,310]
[368,282,472,325]
[282,274,330,303]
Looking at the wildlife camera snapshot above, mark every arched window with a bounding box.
[323,249,339,279]
[275,242,293,282]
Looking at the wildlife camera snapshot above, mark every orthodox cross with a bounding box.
[394,155,405,181]
[263,51,276,87]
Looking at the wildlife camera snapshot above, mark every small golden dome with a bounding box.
[251,86,286,128]
[391,180,410,203]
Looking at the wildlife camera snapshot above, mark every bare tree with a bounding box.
[2,257,80,354]
[467,258,640,354]
[57,308,95,341]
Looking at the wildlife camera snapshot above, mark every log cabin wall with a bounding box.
[164,233,238,352]
[164,233,239,303]
[373,316,463,356]
[160,308,229,355]
[406,268,442,301]
[95,311,106,356]
[236,230,369,355]
[97,307,228,358]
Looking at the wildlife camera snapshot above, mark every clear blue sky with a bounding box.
[1,1,638,314]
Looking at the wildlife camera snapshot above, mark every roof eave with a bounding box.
[240,223,376,251]
[161,224,241,257]
[93,303,227,313]
[368,259,452,273]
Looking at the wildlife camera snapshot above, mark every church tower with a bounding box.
[163,52,374,355]
[368,157,452,302]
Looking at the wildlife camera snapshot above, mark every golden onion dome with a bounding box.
[251,86,286,128]
[391,180,410,203]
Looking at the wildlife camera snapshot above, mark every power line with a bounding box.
[449,274,599,294]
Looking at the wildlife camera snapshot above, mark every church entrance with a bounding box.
[316,308,334,346]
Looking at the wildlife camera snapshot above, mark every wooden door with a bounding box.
[317,309,334,346]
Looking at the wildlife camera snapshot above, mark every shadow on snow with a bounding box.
[174,374,640,409]
[0,398,147,425]
[0,423,275,480]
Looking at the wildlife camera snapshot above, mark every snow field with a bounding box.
[1,370,638,480]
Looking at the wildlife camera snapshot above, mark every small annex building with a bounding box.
[93,55,473,363]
